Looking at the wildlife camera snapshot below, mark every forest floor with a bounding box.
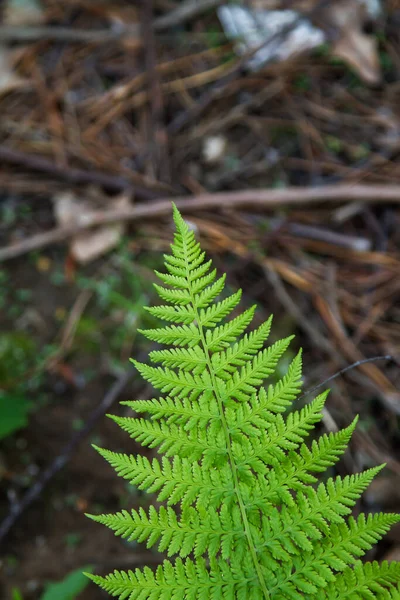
[1,1,400,598]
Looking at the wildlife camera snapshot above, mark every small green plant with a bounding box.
[87,205,400,598]
[0,332,35,441]
[11,566,92,600]
[41,566,93,600]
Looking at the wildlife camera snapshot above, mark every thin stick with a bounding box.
[0,25,139,43]
[0,146,161,200]
[3,184,400,262]
[142,0,170,181]
[299,356,393,400]
[154,0,223,30]
[0,370,133,545]
[0,0,222,43]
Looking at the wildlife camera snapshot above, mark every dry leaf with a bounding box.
[218,5,324,70]
[0,47,27,96]
[327,0,381,85]
[218,0,380,81]
[52,190,132,264]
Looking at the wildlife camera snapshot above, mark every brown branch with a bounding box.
[142,0,170,181]
[0,25,139,43]
[154,0,223,30]
[0,146,160,200]
[0,0,222,43]
[2,184,400,262]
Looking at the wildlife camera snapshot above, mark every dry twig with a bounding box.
[3,185,400,261]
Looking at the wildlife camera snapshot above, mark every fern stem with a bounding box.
[199,325,271,599]
[182,237,270,598]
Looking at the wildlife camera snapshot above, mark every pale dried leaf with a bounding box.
[0,47,27,96]
[71,225,125,264]
[218,5,324,69]
[52,191,132,264]
[328,0,381,84]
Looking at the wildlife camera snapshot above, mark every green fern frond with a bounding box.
[86,556,262,600]
[139,322,201,347]
[131,361,212,398]
[213,315,273,377]
[148,346,207,372]
[123,394,218,427]
[94,447,232,509]
[88,204,400,599]
[322,560,400,599]
[153,283,192,305]
[262,418,359,505]
[205,305,256,351]
[145,304,196,324]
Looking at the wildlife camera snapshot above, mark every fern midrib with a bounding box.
[181,235,270,599]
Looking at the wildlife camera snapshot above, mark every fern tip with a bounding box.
[84,513,97,521]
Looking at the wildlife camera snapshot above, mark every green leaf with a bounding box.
[41,566,93,600]
[87,204,400,600]
[0,392,30,440]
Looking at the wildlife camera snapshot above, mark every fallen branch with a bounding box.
[0,0,222,43]
[2,184,400,261]
[0,25,139,43]
[154,0,223,30]
[0,146,161,200]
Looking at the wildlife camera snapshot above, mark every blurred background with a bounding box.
[1,0,400,597]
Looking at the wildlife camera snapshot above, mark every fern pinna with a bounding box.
[87,205,400,599]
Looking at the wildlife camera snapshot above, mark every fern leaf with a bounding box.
[262,418,358,505]
[226,336,294,401]
[88,504,243,560]
[153,283,192,305]
[139,323,200,347]
[213,316,273,377]
[132,361,212,398]
[123,395,218,431]
[256,349,303,415]
[194,275,226,309]
[250,467,385,567]
[154,270,189,289]
[322,560,400,599]
[191,268,217,295]
[199,290,242,328]
[145,305,195,324]
[148,346,207,373]
[189,259,213,282]
[204,305,256,352]
[270,513,400,598]
[87,556,262,600]
[88,205,400,600]
[234,391,328,473]
[109,415,226,464]
[95,447,234,509]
